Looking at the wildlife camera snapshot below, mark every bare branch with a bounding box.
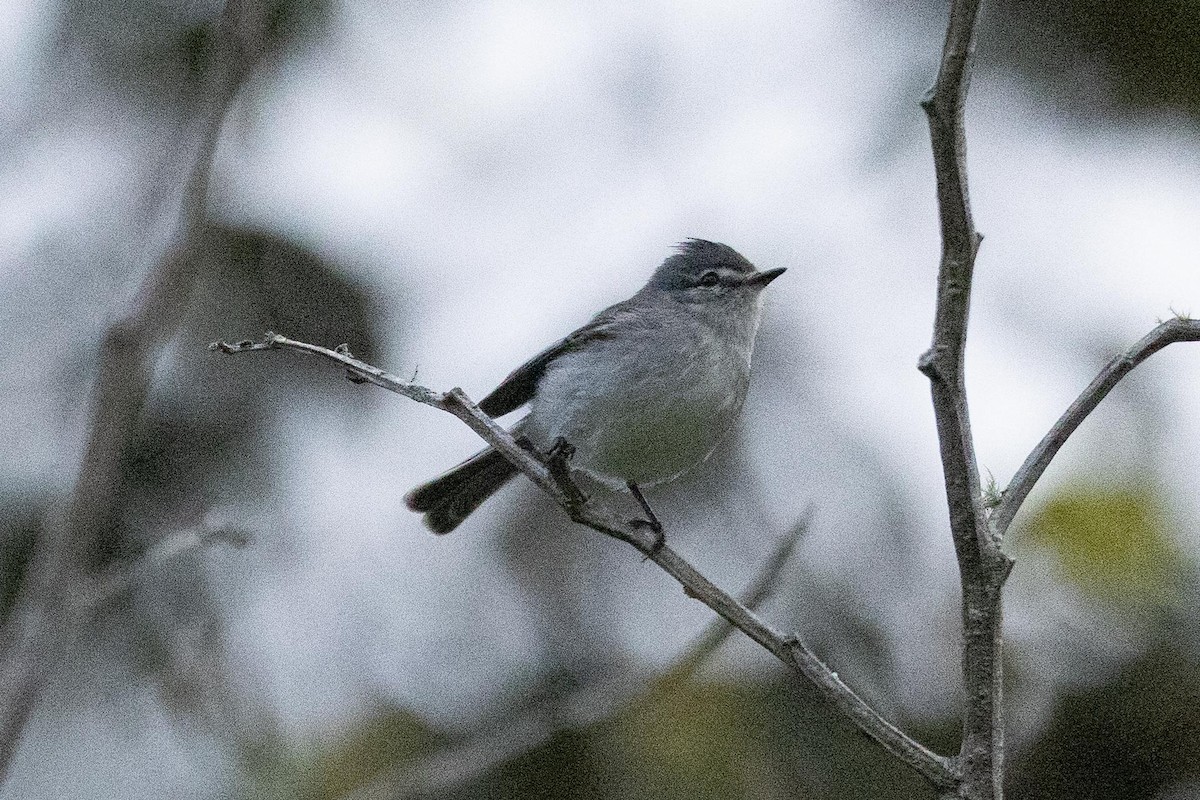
[339,514,812,800]
[0,0,269,785]
[85,518,250,612]
[920,1,1009,797]
[659,507,813,684]
[213,333,957,790]
[992,317,1200,535]
[919,0,994,566]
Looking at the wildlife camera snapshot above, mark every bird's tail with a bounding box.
[405,446,519,534]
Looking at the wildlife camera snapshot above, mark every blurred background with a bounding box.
[3,0,1200,797]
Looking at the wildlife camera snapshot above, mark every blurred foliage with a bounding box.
[195,224,383,358]
[89,223,384,569]
[988,0,1200,117]
[272,679,943,800]
[1004,479,1200,798]
[609,681,779,799]
[294,709,446,800]
[1020,483,1183,607]
[252,478,1198,800]
[1010,642,1200,798]
[466,728,619,800]
[65,223,389,765]
[0,491,45,626]
[57,0,332,104]
[175,0,333,84]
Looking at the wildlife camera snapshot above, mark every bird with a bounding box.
[405,239,785,537]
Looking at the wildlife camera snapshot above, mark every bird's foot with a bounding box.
[626,482,665,559]
[544,437,588,513]
[630,517,665,559]
[545,436,575,464]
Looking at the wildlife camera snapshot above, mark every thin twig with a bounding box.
[659,507,813,683]
[85,520,250,612]
[338,513,812,800]
[212,333,958,790]
[0,1,269,786]
[920,1,1009,798]
[991,317,1200,535]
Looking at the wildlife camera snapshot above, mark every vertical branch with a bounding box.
[919,1,1012,798]
[0,0,269,785]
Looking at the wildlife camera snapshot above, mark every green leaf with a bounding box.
[1022,483,1182,606]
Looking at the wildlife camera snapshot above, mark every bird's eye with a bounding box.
[699,271,720,287]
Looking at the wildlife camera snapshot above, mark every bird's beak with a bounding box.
[745,267,786,287]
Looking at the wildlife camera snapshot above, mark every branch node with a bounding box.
[917,347,942,380]
[334,343,370,383]
[919,86,936,112]
[995,552,1015,584]
[208,333,280,354]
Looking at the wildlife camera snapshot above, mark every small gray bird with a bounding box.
[405,239,785,535]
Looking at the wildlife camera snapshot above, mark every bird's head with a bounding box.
[647,239,786,306]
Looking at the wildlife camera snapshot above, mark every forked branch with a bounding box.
[992,317,1200,535]
[212,333,957,790]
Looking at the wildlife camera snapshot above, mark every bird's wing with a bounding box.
[477,302,631,417]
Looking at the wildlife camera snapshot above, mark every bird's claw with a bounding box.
[544,437,587,511]
[631,517,665,559]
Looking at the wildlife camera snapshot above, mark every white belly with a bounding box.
[523,337,750,488]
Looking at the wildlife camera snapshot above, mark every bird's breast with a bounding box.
[525,327,751,488]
